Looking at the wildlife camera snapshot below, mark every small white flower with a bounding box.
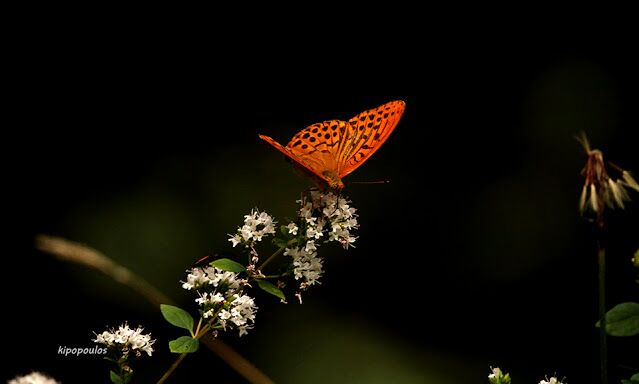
[195,292,225,306]
[306,225,323,240]
[8,372,60,384]
[228,234,242,247]
[286,222,298,235]
[202,308,215,318]
[238,325,250,337]
[219,309,232,321]
[539,377,563,384]
[488,367,502,379]
[299,202,314,222]
[182,267,211,290]
[94,323,155,357]
[304,240,317,253]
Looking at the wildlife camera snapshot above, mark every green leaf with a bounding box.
[210,258,246,272]
[633,248,639,267]
[597,302,639,336]
[169,336,200,353]
[160,304,194,335]
[256,280,286,300]
[280,225,290,236]
[110,371,123,384]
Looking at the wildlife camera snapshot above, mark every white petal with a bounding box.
[589,184,599,212]
[622,171,639,191]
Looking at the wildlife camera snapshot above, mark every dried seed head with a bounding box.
[578,133,637,227]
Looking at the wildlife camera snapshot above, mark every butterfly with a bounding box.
[259,100,405,192]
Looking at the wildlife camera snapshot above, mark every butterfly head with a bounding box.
[328,178,344,192]
[323,171,344,192]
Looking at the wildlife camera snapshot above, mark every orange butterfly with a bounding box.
[259,100,405,192]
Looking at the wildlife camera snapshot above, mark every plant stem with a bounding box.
[261,274,284,279]
[35,234,172,306]
[156,352,188,384]
[36,234,275,384]
[598,242,608,384]
[156,323,214,383]
[258,239,297,271]
[258,246,285,270]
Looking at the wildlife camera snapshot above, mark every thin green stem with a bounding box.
[257,246,285,270]
[598,243,608,384]
[260,274,284,279]
[157,352,188,384]
[194,317,203,337]
[258,239,297,271]
[156,321,213,384]
[196,324,212,339]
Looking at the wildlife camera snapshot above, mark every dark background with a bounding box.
[3,25,638,383]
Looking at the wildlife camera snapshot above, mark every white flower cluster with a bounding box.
[312,191,359,248]
[284,246,323,287]
[283,191,358,289]
[8,372,60,384]
[218,294,258,337]
[182,266,244,291]
[228,209,276,247]
[93,323,155,357]
[182,266,257,336]
[539,377,563,384]
[294,191,359,249]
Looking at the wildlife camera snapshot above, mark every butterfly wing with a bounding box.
[260,100,405,187]
[259,134,331,184]
[336,100,405,178]
[283,119,349,177]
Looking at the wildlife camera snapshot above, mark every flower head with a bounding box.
[228,209,276,247]
[94,323,155,357]
[293,190,359,251]
[217,293,258,336]
[488,367,511,384]
[182,266,244,293]
[181,265,257,336]
[8,372,59,384]
[578,133,639,227]
[285,246,324,287]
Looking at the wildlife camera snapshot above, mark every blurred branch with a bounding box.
[35,235,171,306]
[35,234,274,384]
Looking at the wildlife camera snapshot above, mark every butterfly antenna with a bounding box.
[348,180,391,185]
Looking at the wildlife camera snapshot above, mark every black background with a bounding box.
[3,22,638,383]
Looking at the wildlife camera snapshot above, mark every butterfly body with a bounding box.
[259,100,405,192]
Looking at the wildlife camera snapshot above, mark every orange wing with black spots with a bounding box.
[338,100,405,177]
[259,100,405,190]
